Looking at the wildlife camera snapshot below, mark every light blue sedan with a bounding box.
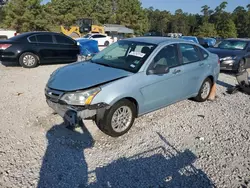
[45,37,220,137]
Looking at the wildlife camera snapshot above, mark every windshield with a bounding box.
[91,40,157,73]
[214,40,248,50]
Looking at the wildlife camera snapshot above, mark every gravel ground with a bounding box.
[0,63,249,188]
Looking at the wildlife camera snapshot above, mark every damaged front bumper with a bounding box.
[46,99,109,126]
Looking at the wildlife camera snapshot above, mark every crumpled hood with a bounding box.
[207,48,244,58]
[47,61,132,91]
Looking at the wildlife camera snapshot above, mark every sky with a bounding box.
[42,0,250,14]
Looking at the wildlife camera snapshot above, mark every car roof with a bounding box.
[8,31,68,41]
[13,31,63,37]
[123,37,188,45]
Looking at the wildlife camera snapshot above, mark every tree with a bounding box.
[217,19,237,38]
[215,1,228,13]
[195,22,217,37]
[169,9,189,35]
[2,0,49,32]
[247,4,250,11]
[232,6,248,37]
[112,0,148,35]
[145,8,170,35]
[201,5,213,23]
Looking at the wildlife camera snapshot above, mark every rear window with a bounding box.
[54,35,75,45]
[92,35,106,38]
[36,35,53,43]
[199,48,209,59]
[180,44,200,64]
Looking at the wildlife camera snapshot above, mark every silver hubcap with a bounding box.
[201,81,211,99]
[23,55,35,66]
[111,106,133,133]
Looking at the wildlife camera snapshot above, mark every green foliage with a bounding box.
[1,0,49,32]
[0,0,249,38]
[233,6,249,38]
[195,23,217,37]
[217,18,237,38]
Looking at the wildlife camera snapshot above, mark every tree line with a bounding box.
[0,0,250,38]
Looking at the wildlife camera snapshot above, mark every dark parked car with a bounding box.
[208,38,250,72]
[0,31,80,68]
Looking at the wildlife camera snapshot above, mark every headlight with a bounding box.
[221,56,237,61]
[61,87,101,105]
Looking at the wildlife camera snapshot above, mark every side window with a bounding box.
[93,35,105,38]
[199,48,209,59]
[151,44,179,69]
[180,44,200,64]
[28,36,36,43]
[55,35,75,45]
[36,35,53,43]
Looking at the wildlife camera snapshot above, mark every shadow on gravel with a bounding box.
[1,61,19,67]
[87,133,215,188]
[217,79,234,88]
[38,125,214,188]
[38,122,94,188]
[1,60,73,68]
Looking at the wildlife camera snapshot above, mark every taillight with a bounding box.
[0,44,12,50]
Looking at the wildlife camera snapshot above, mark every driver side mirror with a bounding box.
[202,42,209,48]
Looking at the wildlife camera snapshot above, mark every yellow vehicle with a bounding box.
[61,18,105,38]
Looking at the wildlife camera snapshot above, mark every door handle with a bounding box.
[173,69,181,74]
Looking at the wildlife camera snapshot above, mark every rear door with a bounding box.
[53,34,79,61]
[178,43,209,97]
[35,34,57,62]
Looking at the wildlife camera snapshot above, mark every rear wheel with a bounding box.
[104,41,110,46]
[19,52,39,68]
[194,78,212,102]
[96,99,136,137]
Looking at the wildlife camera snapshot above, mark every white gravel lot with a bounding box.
[0,63,249,188]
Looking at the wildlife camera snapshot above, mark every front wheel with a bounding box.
[96,99,136,137]
[237,59,245,73]
[194,78,212,102]
[104,41,110,46]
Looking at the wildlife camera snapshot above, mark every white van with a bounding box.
[0,29,17,40]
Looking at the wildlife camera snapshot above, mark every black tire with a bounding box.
[19,52,39,68]
[194,78,212,102]
[96,99,136,137]
[104,41,110,46]
[237,59,245,73]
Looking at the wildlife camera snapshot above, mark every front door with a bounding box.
[53,34,79,61]
[140,44,185,114]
